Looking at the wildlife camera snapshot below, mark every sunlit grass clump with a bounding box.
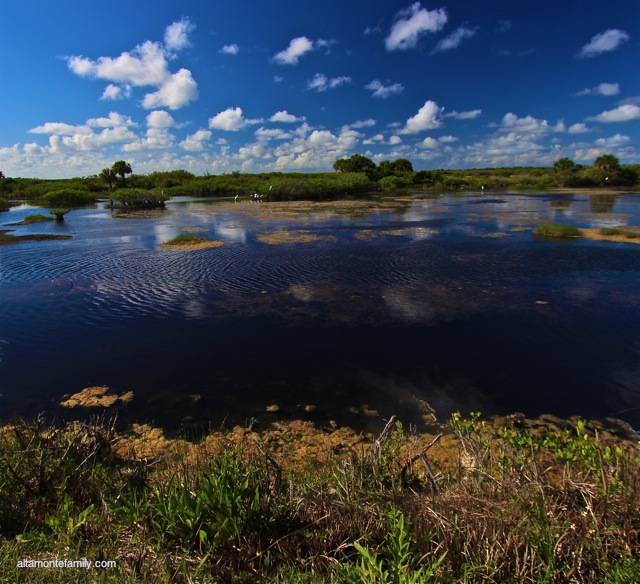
[533,223,583,238]
[160,234,224,250]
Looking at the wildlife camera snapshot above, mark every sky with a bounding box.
[1,0,639,179]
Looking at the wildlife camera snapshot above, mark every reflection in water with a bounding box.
[1,193,640,431]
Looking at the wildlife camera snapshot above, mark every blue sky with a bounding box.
[1,0,639,178]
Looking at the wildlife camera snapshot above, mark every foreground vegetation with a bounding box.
[0,154,638,211]
[1,413,638,582]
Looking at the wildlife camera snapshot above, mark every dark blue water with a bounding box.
[1,192,640,431]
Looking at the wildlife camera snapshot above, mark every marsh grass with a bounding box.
[532,224,583,238]
[600,227,640,239]
[1,413,639,582]
[13,214,53,225]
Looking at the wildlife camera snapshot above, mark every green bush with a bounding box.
[110,188,170,209]
[0,197,10,211]
[39,187,96,206]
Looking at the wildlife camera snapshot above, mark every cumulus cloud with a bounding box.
[273,36,315,64]
[208,107,263,131]
[499,112,563,135]
[67,20,198,110]
[385,3,448,51]
[594,133,630,148]
[432,26,477,53]
[220,44,239,55]
[576,82,620,96]
[445,109,482,120]
[254,128,291,140]
[400,100,444,133]
[68,41,170,86]
[349,119,377,129]
[180,129,212,151]
[307,73,351,92]
[146,110,175,128]
[587,104,640,123]
[29,122,91,136]
[365,79,404,99]
[87,112,137,128]
[101,83,132,100]
[568,123,590,134]
[164,18,195,52]
[142,69,198,110]
[269,110,305,123]
[420,137,440,148]
[578,29,629,58]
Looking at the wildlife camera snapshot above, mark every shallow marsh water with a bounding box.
[1,192,640,432]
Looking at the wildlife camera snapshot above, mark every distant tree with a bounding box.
[553,157,577,186]
[0,171,5,180]
[333,154,376,174]
[593,154,621,174]
[111,160,133,181]
[100,167,117,189]
[393,158,414,173]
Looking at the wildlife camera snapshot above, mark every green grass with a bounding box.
[600,227,640,239]
[163,234,207,246]
[533,223,583,238]
[15,214,53,225]
[0,414,639,582]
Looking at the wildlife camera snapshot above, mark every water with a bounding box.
[1,192,640,431]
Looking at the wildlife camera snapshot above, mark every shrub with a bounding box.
[0,197,10,211]
[110,188,170,209]
[49,208,70,221]
[600,227,640,239]
[39,188,96,206]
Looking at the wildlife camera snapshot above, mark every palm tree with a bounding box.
[111,160,132,181]
[593,154,620,174]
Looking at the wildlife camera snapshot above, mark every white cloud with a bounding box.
[255,128,291,140]
[180,130,212,151]
[420,137,440,148]
[587,104,640,123]
[576,82,620,96]
[142,69,198,110]
[164,18,195,52]
[273,36,314,64]
[220,44,239,55]
[67,21,198,111]
[432,26,477,53]
[29,122,91,136]
[68,41,170,86]
[385,3,448,51]
[578,29,629,58]
[269,110,305,123]
[87,112,137,128]
[122,127,175,152]
[307,73,351,92]
[146,110,175,128]
[208,107,263,131]
[594,133,630,148]
[365,79,404,99]
[349,119,377,129]
[568,123,590,134]
[445,109,482,120]
[499,112,563,135]
[389,135,403,145]
[400,100,444,134]
[100,83,132,100]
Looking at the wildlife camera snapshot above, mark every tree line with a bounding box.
[1,153,638,211]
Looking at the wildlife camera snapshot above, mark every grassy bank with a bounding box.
[1,413,639,582]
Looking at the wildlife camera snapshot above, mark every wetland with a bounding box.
[1,191,640,432]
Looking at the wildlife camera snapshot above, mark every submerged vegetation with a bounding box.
[1,413,639,582]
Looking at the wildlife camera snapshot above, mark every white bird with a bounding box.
[234,194,239,202]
